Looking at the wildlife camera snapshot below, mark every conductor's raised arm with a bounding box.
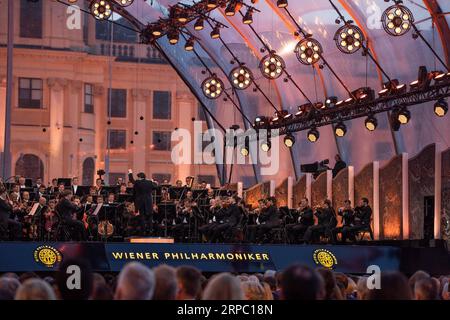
[128,169,136,184]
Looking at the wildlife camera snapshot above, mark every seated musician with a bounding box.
[106,193,116,204]
[286,198,314,243]
[255,197,281,243]
[198,197,223,242]
[303,199,337,244]
[118,183,128,195]
[173,199,197,242]
[245,199,266,243]
[341,197,372,242]
[123,202,144,236]
[55,190,87,241]
[331,199,354,243]
[55,183,66,198]
[35,185,47,201]
[10,184,21,202]
[210,196,243,243]
[175,180,183,188]
[0,186,22,240]
[47,179,58,195]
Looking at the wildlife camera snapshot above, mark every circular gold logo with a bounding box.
[313,249,337,269]
[34,245,62,268]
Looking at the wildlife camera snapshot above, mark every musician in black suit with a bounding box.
[303,199,337,244]
[286,198,314,243]
[128,169,158,235]
[71,177,84,197]
[0,186,22,240]
[341,197,372,242]
[331,199,354,243]
[255,197,280,243]
[55,190,86,241]
[210,196,243,243]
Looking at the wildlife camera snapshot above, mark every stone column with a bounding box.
[373,161,380,240]
[69,80,82,177]
[402,153,409,239]
[0,75,6,152]
[176,92,194,181]
[93,84,104,173]
[131,89,150,173]
[47,78,68,179]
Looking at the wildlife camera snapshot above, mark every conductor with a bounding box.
[128,169,158,235]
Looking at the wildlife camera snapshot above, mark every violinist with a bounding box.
[42,199,58,239]
[210,196,242,243]
[331,199,354,243]
[198,197,221,242]
[286,198,314,243]
[0,186,22,240]
[303,199,337,244]
[55,190,86,241]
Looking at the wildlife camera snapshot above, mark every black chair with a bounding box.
[357,223,374,241]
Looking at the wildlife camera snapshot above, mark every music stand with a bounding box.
[157,202,176,237]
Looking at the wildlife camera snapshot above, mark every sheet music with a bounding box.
[92,203,103,216]
[28,203,40,216]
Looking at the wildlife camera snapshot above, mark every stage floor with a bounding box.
[0,241,448,275]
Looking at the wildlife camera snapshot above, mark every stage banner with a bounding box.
[0,242,402,274]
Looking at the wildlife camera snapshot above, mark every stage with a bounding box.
[0,240,448,275]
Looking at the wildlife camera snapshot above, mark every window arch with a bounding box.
[15,154,44,181]
[82,157,95,186]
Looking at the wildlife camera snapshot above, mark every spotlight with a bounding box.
[296,103,313,117]
[177,10,188,23]
[271,110,289,123]
[225,1,237,16]
[379,79,403,97]
[334,24,365,54]
[396,107,411,124]
[240,141,250,157]
[243,8,254,25]
[259,53,285,79]
[434,99,448,117]
[433,72,450,83]
[365,115,378,131]
[90,0,112,20]
[167,30,179,45]
[382,4,414,37]
[115,0,134,6]
[210,24,220,39]
[352,87,375,101]
[277,0,288,8]
[184,37,195,51]
[261,140,271,152]
[254,116,268,128]
[230,66,253,90]
[152,25,163,37]
[334,122,347,137]
[325,96,338,108]
[206,0,218,9]
[284,133,295,148]
[194,18,205,31]
[295,38,322,65]
[307,127,320,143]
[409,66,431,91]
[202,76,224,99]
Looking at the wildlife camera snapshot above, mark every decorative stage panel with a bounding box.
[408,144,435,240]
[332,167,349,210]
[293,175,307,207]
[355,163,374,232]
[311,172,328,207]
[379,155,403,240]
[441,148,450,245]
[244,181,271,209]
[275,178,289,207]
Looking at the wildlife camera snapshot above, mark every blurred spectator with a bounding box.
[15,279,56,300]
[203,273,244,300]
[280,265,325,300]
[154,265,177,300]
[356,276,370,300]
[414,277,439,300]
[19,272,39,283]
[242,281,266,300]
[408,270,430,292]
[90,283,114,300]
[56,258,93,300]
[316,268,343,300]
[366,272,412,300]
[176,266,202,300]
[0,277,20,299]
[115,262,155,300]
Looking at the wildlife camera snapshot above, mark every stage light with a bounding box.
[210,25,220,39]
[184,37,195,51]
[325,96,338,108]
[259,53,285,79]
[202,76,224,99]
[277,0,288,8]
[307,128,320,143]
[115,0,134,6]
[167,30,179,45]
[352,87,375,101]
[152,25,163,37]
[261,140,271,152]
[396,107,411,124]
[230,66,253,90]
[365,115,378,131]
[90,0,112,20]
[382,4,414,37]
[410,66,431,91]
[240,142,250,157]
[295,38,322,65]
[284,133,295,148]
[243,8,254,25]
[379,79,402,97]
[334,122,347,137]
[434,99,448,117]
[271,110,288,123]
[177,10,188,23]
[194,18,205,31]
[207,0,218,9]
[433,72,450,83]
[334,24,364,54]
[225,1,237,16]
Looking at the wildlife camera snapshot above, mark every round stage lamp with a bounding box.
[259,53,285,79]
[307,128,320,143]
[229,66,253,90]
[207,0,218,8]
[295,38,322,65]
[334,24,364,54]
[115,0,134,7]
[277,0,288,8]
[434,99,448,117]
[184,37,195,51]
[240,145,249,157]
[260,140,271,152]
[167,30,179,45]
[334,122,347,137]
[382,4,414,37]
[194,18,205,31]
[90,0,112,20]
[210,25,221,39]
[365,115,378,131]
[284,134,295,148]
[202,76,224,99]
[397,107,411,124]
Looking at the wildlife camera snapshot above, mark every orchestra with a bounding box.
[0,175,373,244]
